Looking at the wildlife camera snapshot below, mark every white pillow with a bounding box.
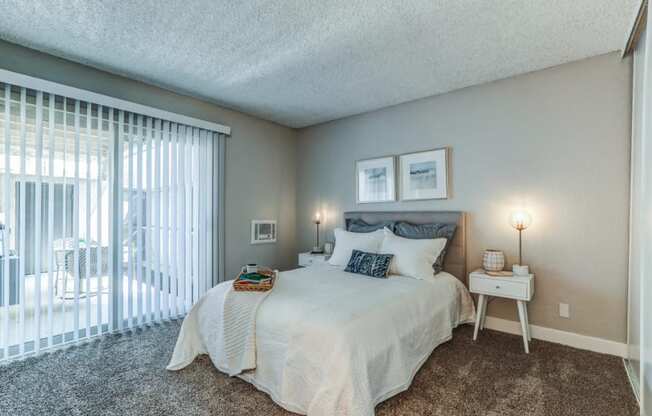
[328,228,385,266]
[380,227,447,279]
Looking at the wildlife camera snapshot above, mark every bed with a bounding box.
[168,211,475,416]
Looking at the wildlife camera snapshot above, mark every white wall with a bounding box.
[296,52,632,343]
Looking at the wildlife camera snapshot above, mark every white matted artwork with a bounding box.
[399,148,448,200]
[356,156,396,203]
[251,220,277,244]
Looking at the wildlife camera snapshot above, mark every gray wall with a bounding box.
[296,52,632,342]
[0,40,298,281]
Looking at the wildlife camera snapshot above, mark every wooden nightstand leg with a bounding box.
[523,304,531,341]
[516,300,530,353]
[480,296,488,330]
[473,295,485,341]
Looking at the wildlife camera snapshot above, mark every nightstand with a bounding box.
[469,269,534,353]
[298,252,331,267]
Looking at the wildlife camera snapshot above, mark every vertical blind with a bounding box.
[0,81,225,360]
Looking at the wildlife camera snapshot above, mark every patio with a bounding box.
[0,272,186,357]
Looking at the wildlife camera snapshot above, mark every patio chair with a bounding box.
[54,238,109,299]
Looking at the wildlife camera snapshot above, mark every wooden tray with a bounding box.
[233,268,276,292]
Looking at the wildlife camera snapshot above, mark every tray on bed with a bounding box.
[233,267,276,292]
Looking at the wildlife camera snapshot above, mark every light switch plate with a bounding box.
[559,303,570,319]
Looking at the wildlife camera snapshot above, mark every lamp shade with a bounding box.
[510,211,531,231]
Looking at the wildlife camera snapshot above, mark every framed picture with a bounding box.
[399,148,448,200]
[356,156,396,203]
[251,220,277,244]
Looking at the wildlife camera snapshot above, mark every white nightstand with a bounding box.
[298,252,331,267]
[469,269,534,353]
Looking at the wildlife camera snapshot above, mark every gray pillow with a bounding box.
[348,219,395,233]
[394,222,457,275]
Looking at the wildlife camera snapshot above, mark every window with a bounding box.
[0,79,226,360]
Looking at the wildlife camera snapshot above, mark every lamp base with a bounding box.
[512,264,529,276]
[311,247,324,254]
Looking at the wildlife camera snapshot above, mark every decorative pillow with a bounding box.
[328,228,385,267]
[380,227,447,279]
[394,222,457,274]
[344,250,394,278]
[348,219,395,233]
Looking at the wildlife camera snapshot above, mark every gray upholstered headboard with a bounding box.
[343,211,467,285]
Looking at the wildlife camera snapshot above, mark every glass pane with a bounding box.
[0,89,112,356]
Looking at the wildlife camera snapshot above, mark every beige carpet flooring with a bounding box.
[0,320,638,416]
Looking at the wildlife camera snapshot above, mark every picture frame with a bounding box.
[251,220,277,244]
[399,148,449,200]
[355,156,396,203]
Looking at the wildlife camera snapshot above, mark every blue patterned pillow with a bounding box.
[344,250,394,278]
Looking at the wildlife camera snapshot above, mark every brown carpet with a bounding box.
[0,320,638,416]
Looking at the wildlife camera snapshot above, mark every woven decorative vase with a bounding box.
[482,249,505,272]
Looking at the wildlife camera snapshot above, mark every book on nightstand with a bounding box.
[484,270,513,277]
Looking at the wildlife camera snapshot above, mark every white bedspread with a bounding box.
[168,265,475,416]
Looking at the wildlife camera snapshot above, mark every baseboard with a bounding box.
[483,316,628,358]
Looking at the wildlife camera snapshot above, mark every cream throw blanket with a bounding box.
[167,274,274,375]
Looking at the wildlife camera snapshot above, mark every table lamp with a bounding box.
[311,212,324,254]
[510,211,531,273]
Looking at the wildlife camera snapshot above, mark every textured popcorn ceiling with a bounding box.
[0,0,639,128]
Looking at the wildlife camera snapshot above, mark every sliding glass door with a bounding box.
[0,81,220,361]
[116,114,216,329]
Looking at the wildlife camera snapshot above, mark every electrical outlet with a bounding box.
[559,303,570,319]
